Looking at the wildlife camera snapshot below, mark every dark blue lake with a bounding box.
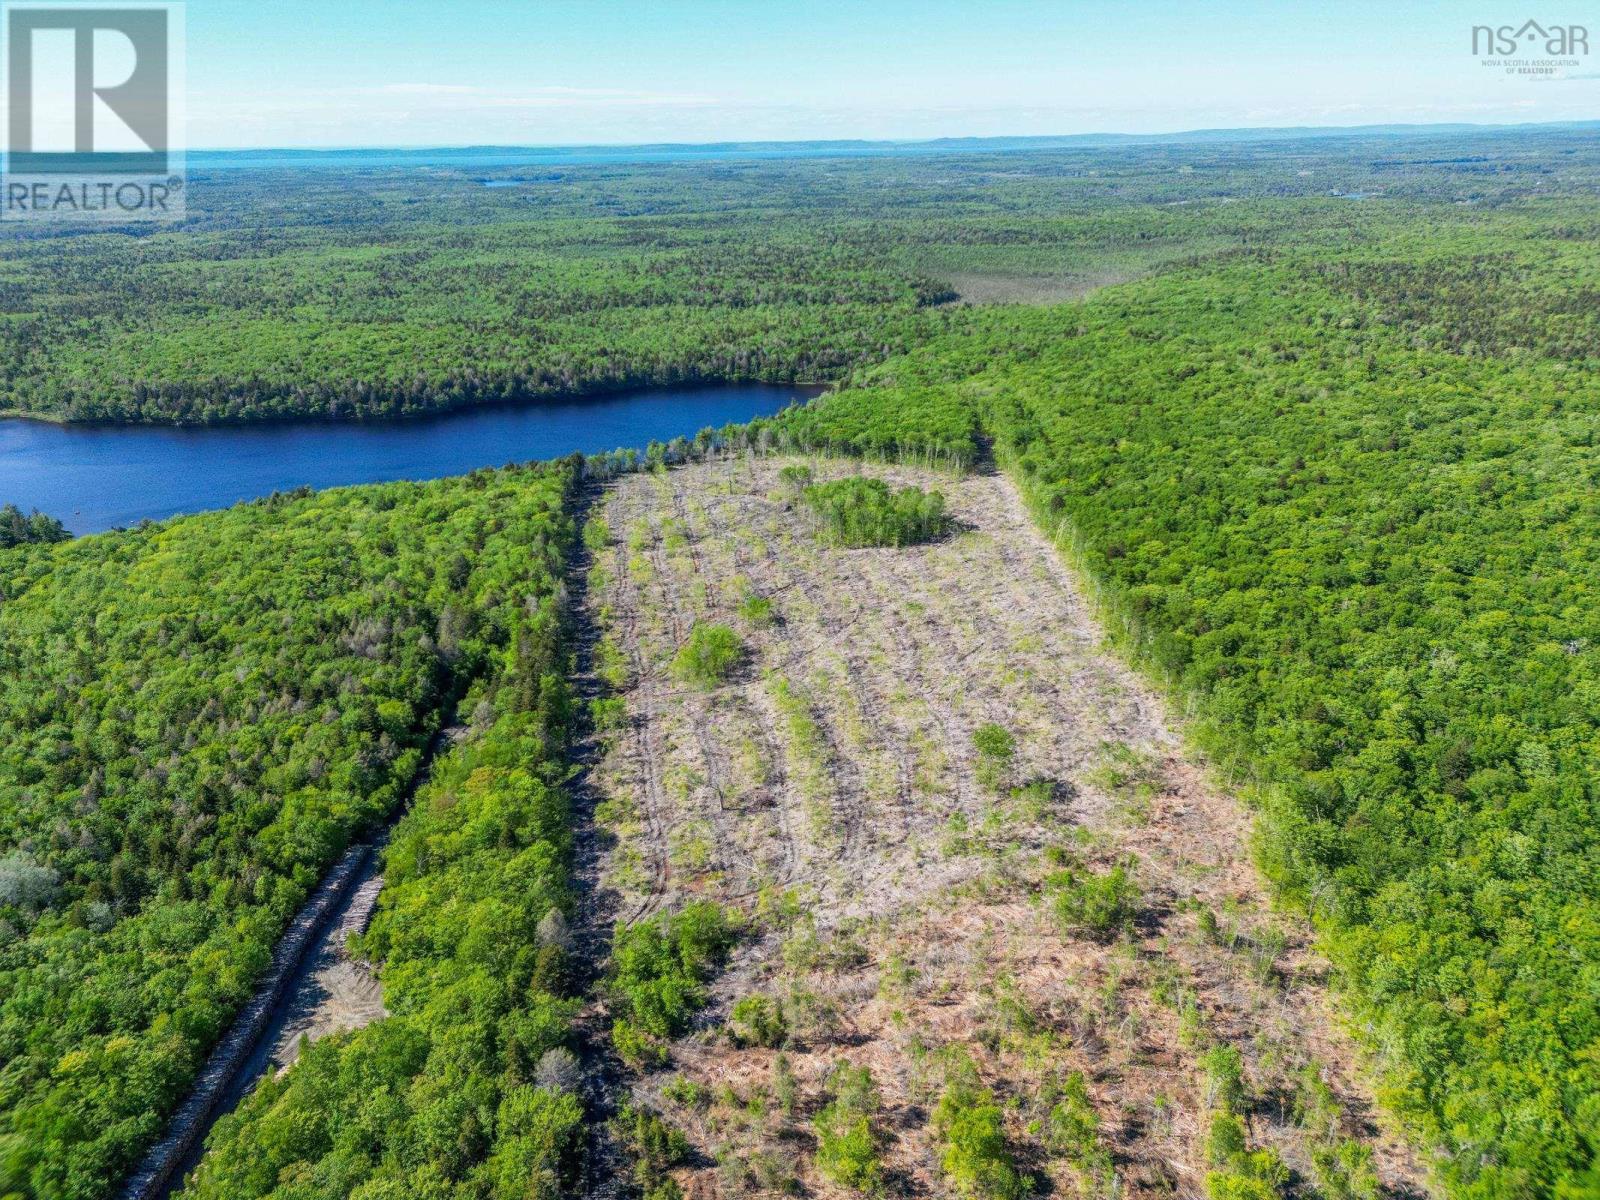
[0,383,817,535]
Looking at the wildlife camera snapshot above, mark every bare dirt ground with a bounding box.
[265,872,389,1073]
[943,271,1134,305]
[583,455,1429,1200]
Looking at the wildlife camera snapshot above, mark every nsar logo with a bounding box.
[1471,18,1589,75]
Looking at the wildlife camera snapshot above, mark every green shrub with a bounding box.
[596,632,630,690]
[1047,860,1141,942]
[1009,777,1058,821]
[778,464,816,497]
[610,902,737,1064]
[1293,1065,1342,1142]
[745,1147,802,1196]
[661,1075,710,1109]
[800,476,949,548]
[591,694,627,733]
[1042,1071,1102,1165]
[583,514,611,551]
[1309,1140,1380,1200]
[815,1113,882,1194]
[729,994,787,1048]
[1199,1045,1246,1115]
[813,1063,884,1194]
[1205,1111,1249,1167]
[671,623,744,687]
[614,1102,689,1195]
[739,592,777,627]
[1205,1101,1287,1200]
[613,1017,669,1070]
[933,1065,1028,1200]
[772,1052,799,1116]
[1205,1171,1281,1200]
[1205,1148,1288,1200]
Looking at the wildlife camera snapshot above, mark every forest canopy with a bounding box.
[5,125,1596,425]
[0,463,578,1200]
[780,214,1600,1198]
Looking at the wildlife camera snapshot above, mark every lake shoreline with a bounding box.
[0,377,830,432]
[3,381,823,534]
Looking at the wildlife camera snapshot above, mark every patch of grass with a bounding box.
[973,723,1017,793]
[768,674,835,835]
[734,733,771,791]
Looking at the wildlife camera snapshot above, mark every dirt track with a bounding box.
[583,455,1429,1200]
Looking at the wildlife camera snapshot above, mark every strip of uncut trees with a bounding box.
[119,842,376,1200]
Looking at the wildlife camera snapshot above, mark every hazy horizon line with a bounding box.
[181,116,1600,155]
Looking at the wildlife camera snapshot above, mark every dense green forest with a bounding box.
[5,126,1597,425]
[0,465,577,1199]
[185,581,581,1199]
[773,206,1600,1197]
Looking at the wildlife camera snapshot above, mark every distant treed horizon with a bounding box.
[173,117,1600,156]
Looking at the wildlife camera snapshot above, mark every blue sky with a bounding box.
[184,0,1600,147]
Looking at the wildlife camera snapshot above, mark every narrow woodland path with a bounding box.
[579,454,1431,1200]
[118,726,461,1200]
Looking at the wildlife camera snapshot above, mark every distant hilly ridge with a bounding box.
[185,118,1600,170]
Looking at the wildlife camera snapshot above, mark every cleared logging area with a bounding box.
[583,456,1428,1200]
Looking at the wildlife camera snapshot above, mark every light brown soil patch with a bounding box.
[943,271,1133,305]
[268,875,388,1072]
